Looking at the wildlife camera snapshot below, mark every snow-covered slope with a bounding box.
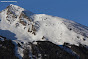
[0,4,88,47]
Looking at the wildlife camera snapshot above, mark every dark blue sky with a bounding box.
[0,0,88,26]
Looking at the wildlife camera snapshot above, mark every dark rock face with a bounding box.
[31,41,77,59]
[70,44,88,59]
[0,37,88,59]
[0,40,19,59]
[22,41,88,59]
[63,43,88,59]
[22,41,76,59]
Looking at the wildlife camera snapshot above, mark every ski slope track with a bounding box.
[0,4,88,46]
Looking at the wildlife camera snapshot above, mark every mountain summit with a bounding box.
[0,4,88,59]
[0,4,88,45]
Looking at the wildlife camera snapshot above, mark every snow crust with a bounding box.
[0,4,88,47]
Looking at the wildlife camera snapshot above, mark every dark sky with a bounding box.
[0,0,88,26]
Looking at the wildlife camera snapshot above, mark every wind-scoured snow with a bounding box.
[0,4,88,48]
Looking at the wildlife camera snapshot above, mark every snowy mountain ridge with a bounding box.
[0,4,88,46]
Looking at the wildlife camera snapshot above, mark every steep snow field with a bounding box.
[0,4,88,47]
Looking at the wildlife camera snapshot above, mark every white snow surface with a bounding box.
[0,4,88,46]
